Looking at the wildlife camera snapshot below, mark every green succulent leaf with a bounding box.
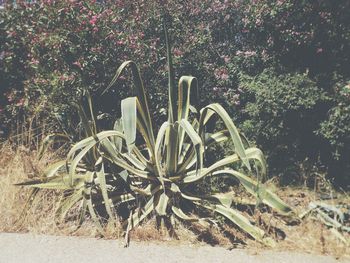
[213,169,293,215]
[199,103,251,170]
[18,25,293,248]
[172,206,198,222]
[155,192,169,216]
[56,189,84,222]
[198,202,266,243]
[121,97,137,154]
[95,160,115,221]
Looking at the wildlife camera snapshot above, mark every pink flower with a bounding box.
[6,93,14,103]
[173,48,184,57]
[255,18,262,26]
[236,50,257,57]
[319,12,330,19]
[72,61,82,69]
[89,16,98,26]
[222,56,230,63]
[316,48,323,54]
[214,68,229,81]
[7,31,17,38]
[16,98,25,107]
[30,58,39,65]
[59,75,67,81]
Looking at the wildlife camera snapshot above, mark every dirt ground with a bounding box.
[1,233,348,263]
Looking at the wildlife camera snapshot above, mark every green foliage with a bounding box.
[236,1,350,183]
[238,70,328,174]
[18,28,293,246]
[316,82,350,182]
[318,82,350,157]
[241,0,350,76]
[0,1,165,131]
[1,0,350,183]
[237,70,350,183]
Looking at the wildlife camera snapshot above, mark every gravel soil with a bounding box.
[0,233,348,263]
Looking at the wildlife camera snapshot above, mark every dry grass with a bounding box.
[0,142,194,242]
[0,142,349,259]
[0,143,71,235]
[274,187,350,259]
[244,185,350,259]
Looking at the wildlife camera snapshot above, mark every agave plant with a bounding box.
[300,201,350,244]
[18,25,293,246]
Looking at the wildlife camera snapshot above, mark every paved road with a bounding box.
[0,233,348,263]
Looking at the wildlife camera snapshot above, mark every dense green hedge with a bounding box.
[0,0,349,184]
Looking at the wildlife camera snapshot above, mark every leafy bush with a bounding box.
[238,70,329,180]
[0,1,249,133]
[317,81,350,184]
[318,85,350,159]
[19,29,293,246]
[233,0,350,183]
[1,0,350,184]
[240,0,350,76]
[0,1,166,133]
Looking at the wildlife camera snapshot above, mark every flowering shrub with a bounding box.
[1,1,165,132]
[1,0,349,183]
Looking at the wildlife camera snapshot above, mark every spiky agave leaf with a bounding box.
[18,24,294,248]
